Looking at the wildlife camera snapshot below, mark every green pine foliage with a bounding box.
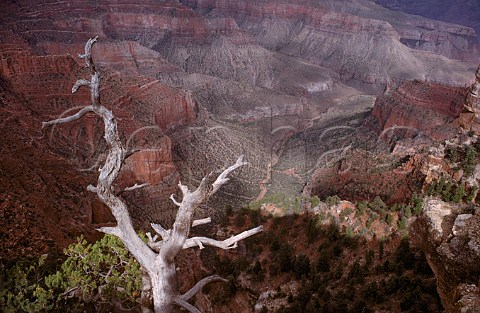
[46,235,142,307]
[465,186,478,203]
[452,184,466,203]
[398,216,407,230]
[0,255,54,313]
[462,145,477,177]
[325,195,341,207]
[428,176,471,204]
[411,193,423,216]
[0,235,142,312]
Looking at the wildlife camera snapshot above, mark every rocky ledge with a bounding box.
[412,198,480,313]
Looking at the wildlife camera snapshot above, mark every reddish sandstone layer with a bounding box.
[0,76,98,261]
[0,0,253,46]
[39,40,179,77]
[183,0,398,37]
[369,80,466,141]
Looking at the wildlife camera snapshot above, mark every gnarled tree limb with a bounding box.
[42,37,156,273]
[116,183,149,195]
[210,155,248,196]
[42,105,94,129]
[183,226,264,250]
[78,36,98,70]
[151,223,171,240]
[72,79,91,93]
[179,275,227,301]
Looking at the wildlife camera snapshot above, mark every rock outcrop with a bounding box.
[1,0,478,93]
[412,198,480,313]
[457,65,480,133]
[368,80,466,141]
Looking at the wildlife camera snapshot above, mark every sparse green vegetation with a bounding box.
[462,145,477,177]
[209,208,441,313]
[248,193,323,215]
[385,212,393,225]
[0,235,142,312]
[357,201,368,216]
[325,195,341,206]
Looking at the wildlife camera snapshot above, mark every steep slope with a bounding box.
[0,73,98,262]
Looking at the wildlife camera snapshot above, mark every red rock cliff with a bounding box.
[368,80,466,141]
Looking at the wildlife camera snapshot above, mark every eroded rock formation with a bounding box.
[412,198,480,313]
[457,65,480,133]
[1,0,480,263]
[368,80,466,141]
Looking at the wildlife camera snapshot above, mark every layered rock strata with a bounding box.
[369,80,466,141]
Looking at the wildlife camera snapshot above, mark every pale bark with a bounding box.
[183,226,264,250]
[141,268,154,313]
[192,217,212,227]
[42,38,262,313]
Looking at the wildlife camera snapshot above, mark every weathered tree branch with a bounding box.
[42,105,94,129]
[210,155,248,196]
[78,36,98,70]
[192,217,211,227]
[96,226,120,237]
[146,232,158,243]
[178,275,227,302]
[183,226,264,250]
[151,223,171,240]
[169,194,181,206]
[125,148,140,160]
[72,79,91,93]
[87,185,98,193]
[116,183,149,196]
[42,37,156,273]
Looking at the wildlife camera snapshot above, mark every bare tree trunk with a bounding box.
[151,259,177,312]
[42,37,263,313]
[141,269,154,313]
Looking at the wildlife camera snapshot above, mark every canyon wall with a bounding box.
[181,0,479,86]
[369,80,466,141]
[412,199,480,312]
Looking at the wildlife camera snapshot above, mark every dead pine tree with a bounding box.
[42,37,263,313]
